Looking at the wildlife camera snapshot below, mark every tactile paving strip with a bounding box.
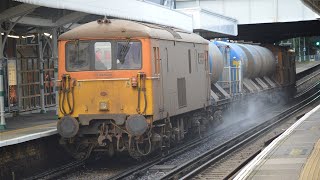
[299,139,320,180]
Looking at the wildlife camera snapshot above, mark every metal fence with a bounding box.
[295,55,320,62]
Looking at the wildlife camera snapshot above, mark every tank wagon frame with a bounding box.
[56,19,296,159]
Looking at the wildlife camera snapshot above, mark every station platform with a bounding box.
[234,103,320,180]
[296,60,320,74]
[0,111,57,148]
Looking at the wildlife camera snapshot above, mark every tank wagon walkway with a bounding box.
[0,111,56,147]
[234,103,320,180]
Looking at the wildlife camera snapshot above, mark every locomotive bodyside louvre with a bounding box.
[149,39,209,122]
[158,40,209,119]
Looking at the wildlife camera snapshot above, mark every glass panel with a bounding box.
[66,40,142,71]
[66,41,90,71]
[116,42,142,69]
[95,42,112,70]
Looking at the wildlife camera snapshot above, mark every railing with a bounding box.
[295,55,320,62]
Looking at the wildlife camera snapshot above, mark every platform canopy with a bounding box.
[178,7,238,37]
[12,0,194,32]
[301,0,320,14]
[0,0,238,37]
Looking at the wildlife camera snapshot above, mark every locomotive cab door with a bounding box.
[159,46,168,119]
[152,39,165,119]
[159,41,174,119]
[155,41,171,120]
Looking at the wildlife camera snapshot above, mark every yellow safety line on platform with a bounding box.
[299,139,320,180]
[0,122,56,136]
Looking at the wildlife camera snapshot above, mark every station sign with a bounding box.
[26,35,38,45]
[8,60,17,86]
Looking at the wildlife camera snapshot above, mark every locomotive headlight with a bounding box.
[99,102,108,111]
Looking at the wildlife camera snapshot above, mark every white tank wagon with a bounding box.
[237,44,277,78]
[212,41,276,79]
[209,41,280,101]
[208,43,224,83]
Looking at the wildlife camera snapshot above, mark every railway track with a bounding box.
[24,160,85,180]
[296,63,320,80]
[164,90,320,180]
[296,70,320,87]
[104,83,320,179]
[24,79,320,180]
[105,90,318,179]
[107,107,280,180]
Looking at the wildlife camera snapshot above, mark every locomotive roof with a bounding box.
[59,19,208,44]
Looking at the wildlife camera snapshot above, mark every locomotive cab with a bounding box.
[57,20,155,158]
[57,19,210,159]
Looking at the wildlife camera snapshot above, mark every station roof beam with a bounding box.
[10,11,88,28]
[301,0,320,14]
[0,4,38,22]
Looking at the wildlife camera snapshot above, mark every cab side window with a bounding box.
[66,41,90,71]
[116,42,142,70]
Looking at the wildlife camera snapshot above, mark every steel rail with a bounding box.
[108,102,289,179]
[23,160,85,180]
[25,73,319,180]
[221,132,282,180]
[295,81,320,98]
[168,90,320,180]
[26,90,318,180]
[296,70,320,87]
[109,83,319,180]
[24,99,282,180]
[107,117,250,180]
[296,63,320,80]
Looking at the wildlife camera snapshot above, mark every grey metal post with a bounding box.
[38,33,46,113]
[298,37,301,62]
[17,52,22,111]
[303,37,306,61]
[0,32,6,129]
[239,60,242,93]
[52,28,59,116]
[227,48,232,95]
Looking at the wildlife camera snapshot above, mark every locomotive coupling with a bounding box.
[57,116,79,138]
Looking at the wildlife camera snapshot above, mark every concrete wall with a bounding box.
[0,135,71,179]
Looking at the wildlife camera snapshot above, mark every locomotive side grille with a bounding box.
[177,77,187,108]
